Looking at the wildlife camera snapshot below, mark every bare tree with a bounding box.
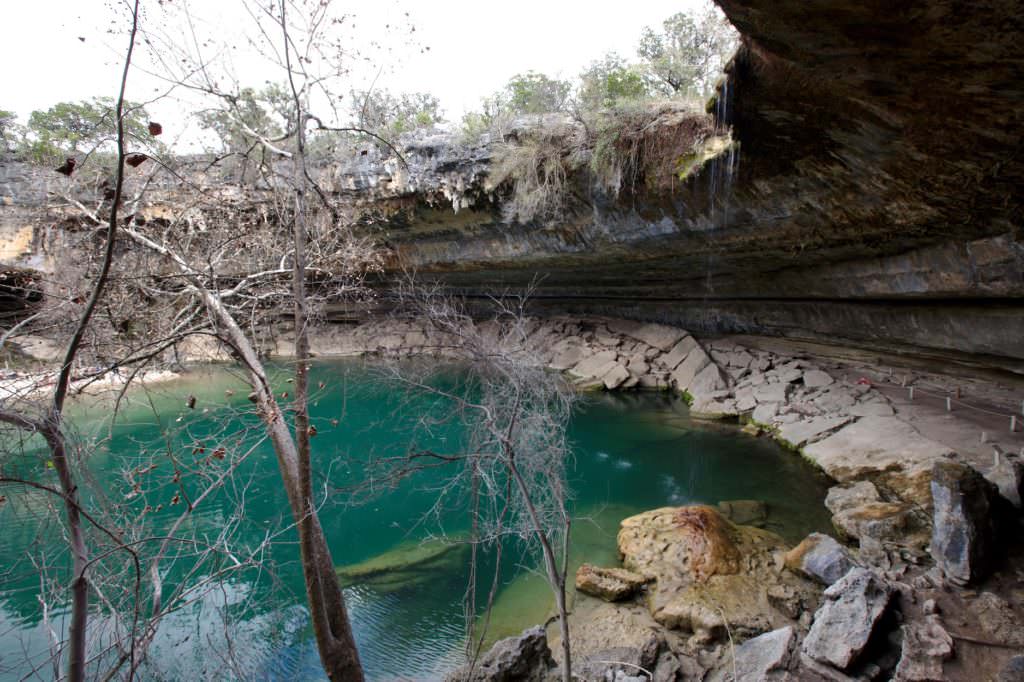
[374,284,578,682]
[0,4,143,680]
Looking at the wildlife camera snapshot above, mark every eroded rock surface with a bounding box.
[801,568,893,671]
[618,505,818,643]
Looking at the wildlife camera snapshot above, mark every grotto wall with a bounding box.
[1,0,1021,370]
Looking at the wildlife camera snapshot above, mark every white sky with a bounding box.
[3,0,707,134]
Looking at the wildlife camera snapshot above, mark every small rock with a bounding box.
[785,533,858,586]
[803,369,835,388]
[575,564,649,602]
[930,461,1000,585]
[718,499,768,526]
[801,568,894,671]
[892,615,953,681]
[752,402,778,425]
[445,626,553,681]
[707,626,796,682]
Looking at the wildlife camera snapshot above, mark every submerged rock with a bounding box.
[930,461,999,585]
[575,563,649,602]
[784,533,858,586]
[718,499,768,527]
[445,626,553,682]
[335,537,468,591]
[801,568,893,671]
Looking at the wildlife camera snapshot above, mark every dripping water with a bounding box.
[702,77,739,334]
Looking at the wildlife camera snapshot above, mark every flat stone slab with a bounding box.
[708,626,796,682]
[777,415,853,449]
[803,417,955,501]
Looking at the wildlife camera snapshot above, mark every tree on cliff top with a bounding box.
[577,52,652,111]
[637,5,738,98]
[22,97,155,164]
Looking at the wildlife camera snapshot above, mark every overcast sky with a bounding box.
[4,0,708,132]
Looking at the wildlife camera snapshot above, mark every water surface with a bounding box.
[0,361,832,680]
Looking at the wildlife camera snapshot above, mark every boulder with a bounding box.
[548,343,587,371]
[575,564,649,602]
[568,350,619,380]
[688,362,730,402]
[445,626,553,681]
[826,481,882,513]
[619,506,741,581]
[661,336,697,370]
[801,568,894,671]
[619,505,818,642]
[602,363,631,390]
[625,323,688,351]
[754,381,790,404]
[785,533,858,586]
[670,345,711,393]
[803,369,835,388]
[707,626,796,682]
[892,615,953,682]
[777,415,853,449]
[985,454,1024,509]
[832,501,915,545]
[930,461,999,585]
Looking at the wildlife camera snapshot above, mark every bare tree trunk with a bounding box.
[506,457,571,682]
[279,2,364,677]
[41,5,141,679]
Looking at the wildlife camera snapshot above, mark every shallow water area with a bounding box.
[0,360,832,680]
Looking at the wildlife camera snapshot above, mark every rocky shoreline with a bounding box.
[12,314,1022,680]
[268,314,1024,681]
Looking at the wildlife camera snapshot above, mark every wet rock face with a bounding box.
[930,461,1000,585]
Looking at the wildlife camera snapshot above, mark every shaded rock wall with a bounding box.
[2,1,1022,371]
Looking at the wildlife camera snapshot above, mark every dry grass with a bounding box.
[488,101,722,223]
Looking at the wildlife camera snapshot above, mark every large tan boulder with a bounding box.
[618,505,741,582]
[617,505,820,643]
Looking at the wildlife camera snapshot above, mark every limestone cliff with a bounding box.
[1,0,1021,371]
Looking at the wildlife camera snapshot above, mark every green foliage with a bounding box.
[637,6,738,98]
[197,84,293,153]
[350,89,443,141]
[499,72,572,115]
[23,98,152,164]
[577,53,651,111]
[0,109,19,152]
